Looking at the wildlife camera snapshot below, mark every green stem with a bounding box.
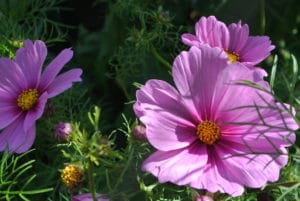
[115,76,131,101]
[112,147,134,193]
[87,161,97,201]
[259,0,265,34]
[150,45,172,70]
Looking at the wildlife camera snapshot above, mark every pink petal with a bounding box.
[211,65,298,142]
[172,46,228,120]
[181,33,203,47]
[186,146,245,196]
[240,36,275,65]
[211,63,271,122]
[221,132,292,159]
[189,156,241,196]
[72,193,109,201]
[136,79,197,151]
[215,144,288,187]
[45,69,82,98]
[0,115,36,153]
[194,16,230,49]
[252,66,268,78]
[221,102,297,150]
[15,124,36,154]
[133,101,144,118]
[196,195,213,201]
[0,104,21,129]
[142,143,208,185]
[0,87,17,101]
[39,48,73,92]
[23,92,48,132]
[228,22,249,53]
[15,40,47,88]
[0,58,28,93]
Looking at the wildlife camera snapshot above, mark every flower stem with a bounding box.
[150,45,172,70]
[112,147,134,193]
[259,0,265,34]
[87,160,97,201]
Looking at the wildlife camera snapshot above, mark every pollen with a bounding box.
[196,120,220,145]
[17,89,39,111]
[225,50,240,63]
[61,164,82,189]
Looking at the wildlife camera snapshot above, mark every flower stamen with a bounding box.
[61,164,82,189]
[225,50,240,63]
[196,120,220,145]
[17,89,39,111]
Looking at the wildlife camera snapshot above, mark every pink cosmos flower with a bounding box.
[72,193,109,201]
[182,16,275,68]
[133,46,298,196]
[0,39,82,153]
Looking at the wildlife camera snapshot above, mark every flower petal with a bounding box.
[72,193,109,201]
[228,22,249,53]
[240,36,275,65]
[133,101,144,118]
[45,69,82,98]
[196,195,213,201]
[142,143,208,185]
[23,92,48,132]
[181,33,203,47]
[211,65,298,144]
[193,16,229,49]
[188,149,245,196]
[0,58,28,93]
[39,48,73,92]
[135,79,197,151]
[0,78,23,129]
[220,102,297,151]
[0,103,21,129]
[172,46,228,120]
[15,40,47,88]
[155,145,246,197]
[0,115,36,153]
[210,63,271,122]
[215,144,288,187]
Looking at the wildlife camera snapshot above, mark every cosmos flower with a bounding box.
[0,39,82,153]
[54,121,72,142]
[181,16,275,68]
[72,193,109,201]
[133,46,297,196]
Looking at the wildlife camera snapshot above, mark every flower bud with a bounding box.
[133,125,147,140]
[196,195,213,201]
[54,122,72,142]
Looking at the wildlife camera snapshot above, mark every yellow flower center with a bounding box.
[225,50,240,63]
[61,164,82,189]
[196,120,220,145]
[17,89,39,111]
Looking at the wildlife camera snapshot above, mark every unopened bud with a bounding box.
[54,122,72,142]
[196,195,213,201]
[133,125,146,140]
